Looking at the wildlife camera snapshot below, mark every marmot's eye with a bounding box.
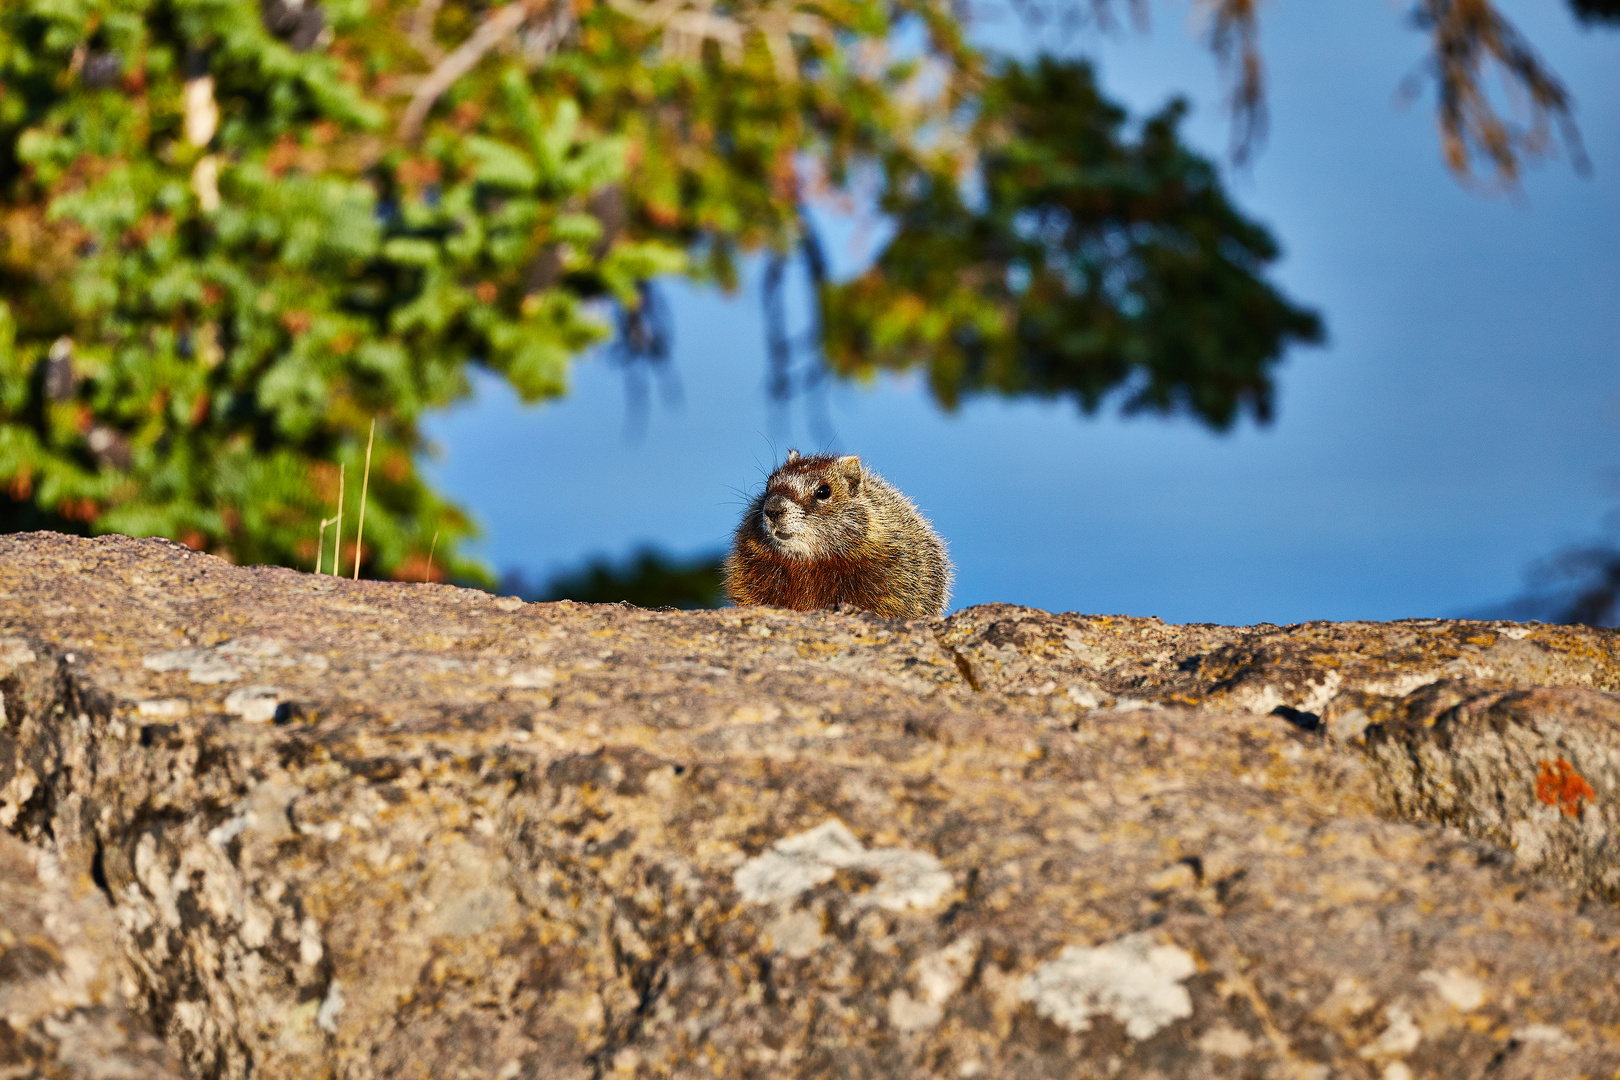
[814,483,832,500]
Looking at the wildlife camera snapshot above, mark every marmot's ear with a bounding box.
[838,455,862,494]
[785,449,800,463]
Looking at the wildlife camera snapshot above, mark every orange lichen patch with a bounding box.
[1536,758,1596,818]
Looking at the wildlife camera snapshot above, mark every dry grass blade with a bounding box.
[427,529,440,584]
[332,464,345,577]
[354,420,375,581]
[316,516,333,575]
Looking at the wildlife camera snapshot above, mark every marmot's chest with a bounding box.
[749,543,908,616]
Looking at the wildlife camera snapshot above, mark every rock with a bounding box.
[0,830,182,1079]
[1344,681,1620,901]
[0,531,1617,1080]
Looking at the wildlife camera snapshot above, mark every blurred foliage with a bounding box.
[0,0,1586,575]
[822,58,1322,426]
[504,547,726,608]
[1569,0,1620,26]
[1407,0,1589,185]
[1536,547,1620,627]
[1496,526,1620,628]
[0,0,959,577]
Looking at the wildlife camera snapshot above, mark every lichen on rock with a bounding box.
[1019,933,1197,1039]
[734,819,954,911]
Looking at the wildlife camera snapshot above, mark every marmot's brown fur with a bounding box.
[725,451,952,618]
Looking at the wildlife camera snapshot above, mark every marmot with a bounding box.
[725,451,952,618]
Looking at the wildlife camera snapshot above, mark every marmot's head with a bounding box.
[754,450,868,559]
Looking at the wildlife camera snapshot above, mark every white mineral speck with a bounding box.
[1513,1024,1575,1050]
[914,936,978,1006]
[299,917,324,967]
[207,813,251,847]
[1359,1004,1421,1058]
[765,909,825,958]
[888,936,979,1031]
[1419,968,1485,1011]
[0,638,37,669]
[1066,686,1101,709]
[1198,1025,1255,1057]
[509,667,556,688]
[224,686,281,723]
[142,648,210,672]
[316,980,345,1033]
[888,989,942,1032]
[146,647,243,684]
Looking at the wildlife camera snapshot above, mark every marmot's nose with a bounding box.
[764,506,784,524]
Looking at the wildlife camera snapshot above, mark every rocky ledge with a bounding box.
[1,531,1617,1080]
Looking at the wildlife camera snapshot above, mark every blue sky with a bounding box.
[424,0,1620,625]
